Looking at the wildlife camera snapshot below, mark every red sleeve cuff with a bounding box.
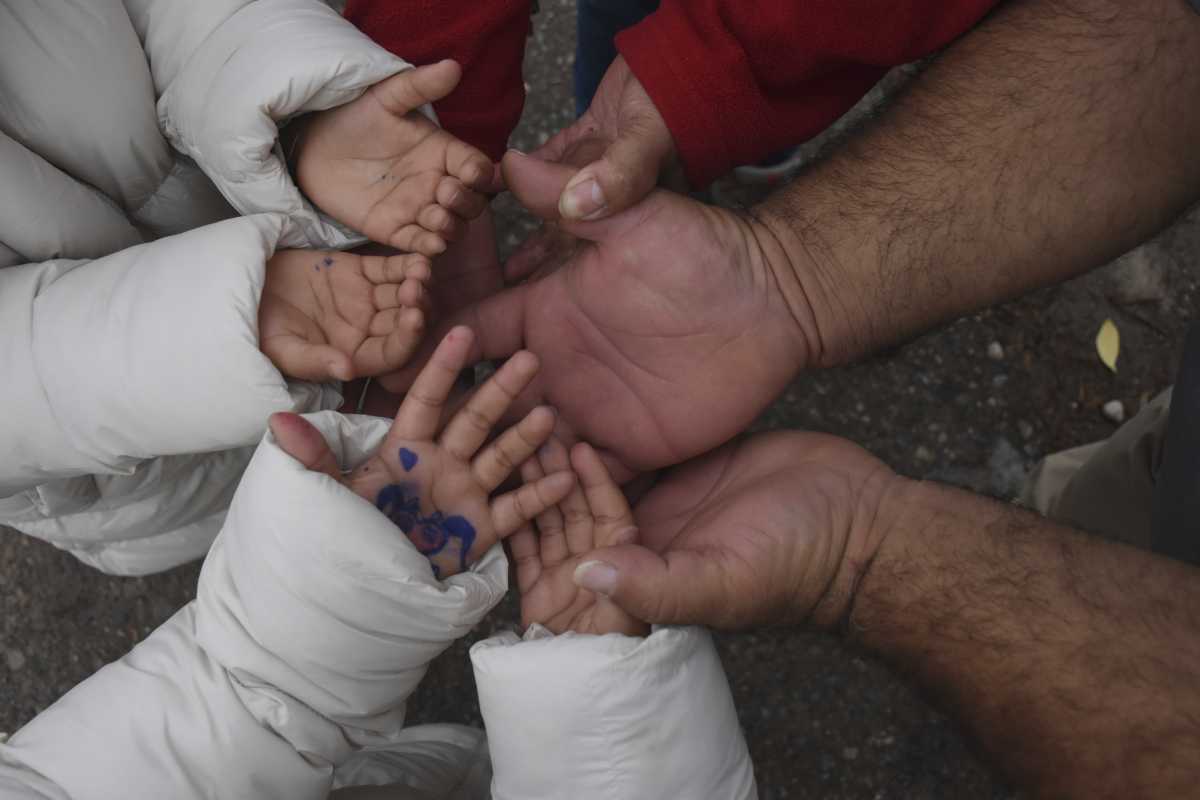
[617,7,779,187]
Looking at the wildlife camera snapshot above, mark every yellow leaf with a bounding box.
[1096,318,1120,373]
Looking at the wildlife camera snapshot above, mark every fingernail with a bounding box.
[559,176,606,220]
[574,560,618,595]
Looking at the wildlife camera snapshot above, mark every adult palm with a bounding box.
[380,152,816,479]
[580,431,896,630]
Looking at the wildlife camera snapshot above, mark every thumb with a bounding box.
[268,412,342,482]
[558,122,669,222]
[501,150,649,246]
[370,59,462,118]
[573,545,728,627]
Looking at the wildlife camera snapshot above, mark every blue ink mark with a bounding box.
[322,256,334,268]
[374,482,477,576]
[399,447,419,472]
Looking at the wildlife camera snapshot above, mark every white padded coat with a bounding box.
[0,413,760,799]
[0,0,414,574]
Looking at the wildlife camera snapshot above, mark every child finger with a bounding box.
[388,223,447,258]
[389,326,473,439]
[491,471,577,539]
[356,309,425,375]
[520,454,569,567]
[369,253,431,285]
[571,442,637,546]
[439,351,541,460]
[437,177,490,219]
[372,278,428,313]
[268,412,343,482]
[471,405,556,491]
[508,524,543,594]
[538,437,595,556]
[264,335,354,383]
[417,204,463,239]
[446,141,495,192]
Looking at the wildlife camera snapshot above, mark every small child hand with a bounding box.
[510,438,649,636]
[269,327,576,580]
[259,248,430,382]
[290,60,496,257]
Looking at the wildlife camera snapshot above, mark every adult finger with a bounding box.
[573,545,732,627]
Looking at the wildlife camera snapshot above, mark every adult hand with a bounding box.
[573,431,898,630]
[536,55,681,223]
[379,152,823,479]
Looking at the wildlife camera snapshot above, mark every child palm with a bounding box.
[510,439,649,636]
[269,327,575,580]
[260,248,432,382]
[293,60,495,257]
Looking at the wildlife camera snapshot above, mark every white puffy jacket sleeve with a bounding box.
[124,0,413,248]
[472,626,759,799]
[0,412,508,800]
[0,214,312,498]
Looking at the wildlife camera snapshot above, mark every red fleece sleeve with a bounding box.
[343,0,532,161]
[617,0,1001,186]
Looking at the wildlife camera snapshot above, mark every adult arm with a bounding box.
[619,0,1001,187]
[757,0,1200,367]
[575,428,1200,797]
[551,0,1000,221]
[846,480,1200,797]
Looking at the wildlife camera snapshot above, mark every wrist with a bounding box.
[808,463,908,630]
[751,186,878,369]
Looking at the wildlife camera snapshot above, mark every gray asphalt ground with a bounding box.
[3,3,1198,797]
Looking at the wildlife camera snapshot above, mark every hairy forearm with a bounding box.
[758,0,1200,366]
[852,480,1200,796]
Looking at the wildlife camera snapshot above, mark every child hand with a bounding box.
[290,60,496,257]
[259,248,431,382]
[510,437,649,636]
[269,327,575,580]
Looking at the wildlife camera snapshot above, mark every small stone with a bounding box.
[1103,400,1126,424]
[915,446,934,462]
[842,747,859,760]
[992,374,1008,388]
[1018,420,1034,440]
[987,341,1005,361]
[5,649,26,671]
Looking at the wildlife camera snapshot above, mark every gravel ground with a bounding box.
[2,3,1198,797]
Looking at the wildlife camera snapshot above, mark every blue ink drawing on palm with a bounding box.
[399,447,419,471]
[375,481,477,580]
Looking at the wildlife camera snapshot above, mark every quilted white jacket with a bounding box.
[0,0,414,574]
[0,413,759,799]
